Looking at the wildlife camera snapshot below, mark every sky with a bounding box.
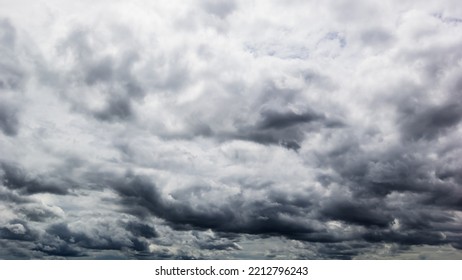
[1,0,462,259]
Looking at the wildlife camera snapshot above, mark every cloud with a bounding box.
[0,102,20,136]
[257,109,324,130]
[0,19,25,91]
[0,162,70,195]
[110,173,321,239]
[0,220,38,242]
[125,221,159,239]
[320,199,393,228]
[0,0,462,259]
[0,19,27,137]
[400,103,462,141]
[201,0,237,19]
[18,204,64,222]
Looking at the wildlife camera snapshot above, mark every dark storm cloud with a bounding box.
[257,109,323,130]
[436,166,462,185]
[320,199,393,228]
[302,111,462,256]
[34,236,84,257]
[109,173,362,246]
[450,234,462,251]
[0,220,38,242]
[318,132,458,203]
[110,174,164,218]
[117,180,239,232]
[337,150,462,215]
[45,221,152,254]
[125,221,159,239]
[420,186,462,211]
[362,230,448,247]
[400,103,462,141]
[198,241,240,251]
[228,108,341,151]
[323,143,430,198]
[315,242,369,260]
[94,155,461,258]
[396,209,456,231]
[0,162,69,195]
[47,223,119,250]
[0,240,39,259]
[233,128,305,151]
[112,173,319,236]
[0,213,162,259]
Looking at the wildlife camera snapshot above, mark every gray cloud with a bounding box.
[1,0,462,260]
[0,19,25,91]
[257,109,324,130]
[320,199,393,228]
[0,220,38,242]
[400,103,462,141]
[1,162,70,195]
[201,0,237,18]
[0,102,19,136]
[0,19,27,137]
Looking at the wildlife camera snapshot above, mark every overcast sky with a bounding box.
[1,0,462,259]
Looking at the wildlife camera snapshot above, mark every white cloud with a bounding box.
[1,0,462,259]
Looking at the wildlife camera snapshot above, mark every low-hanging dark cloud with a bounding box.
[1,162,70,195]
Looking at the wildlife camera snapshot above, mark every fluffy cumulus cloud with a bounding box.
[1,0,462,259]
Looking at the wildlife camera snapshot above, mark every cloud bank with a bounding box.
[1,0,462,259]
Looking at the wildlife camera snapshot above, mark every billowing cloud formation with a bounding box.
[1,0,462,259]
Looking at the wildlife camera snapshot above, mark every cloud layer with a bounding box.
[1,0,462,259]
